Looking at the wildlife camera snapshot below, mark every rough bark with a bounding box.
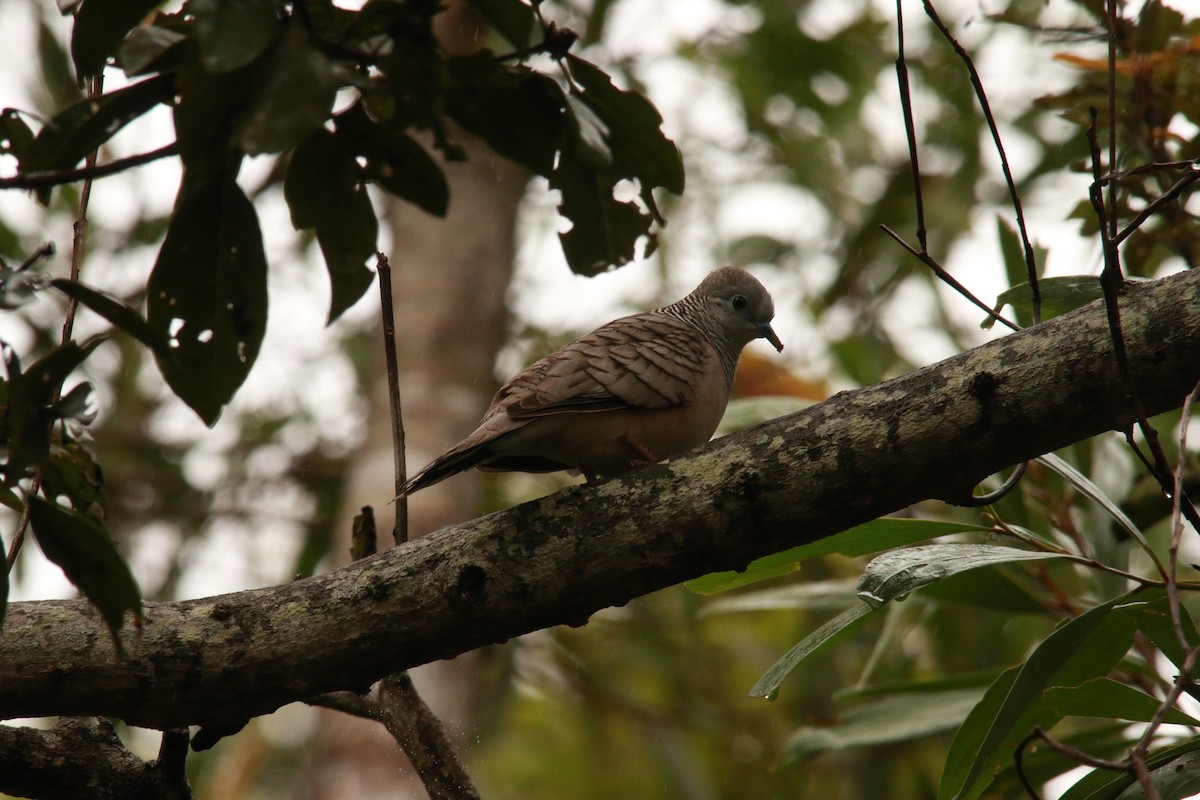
[2,267,1199,733]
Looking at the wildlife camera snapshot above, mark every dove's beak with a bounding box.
[760,323,784,352]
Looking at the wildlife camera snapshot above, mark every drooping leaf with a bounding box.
[334,103,448,216]
[148,177,268,425]
[785,688,986,762]
[25,74,174,172]
[27,495,142,648]
[1037,453,1154,551]
[749,603,875,699]
[192,0,279,72]
[41,442,106,525]
[70,0,164,77]
[858,543,1066,608]
[1059,737,1200,800]
[233,25,338,155]
[1119,592,1196,668]
[551,153,651,275]
[700,579,860,615]
[284,129,378,322]
[940,596,1138,800]
[917,565,1051,614]
[687,517,990,595]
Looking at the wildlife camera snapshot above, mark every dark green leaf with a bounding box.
[785,688,986,761]
[42,443,106,524]
[687,518,990,595]
[565,54,685,201]
[148,178,268,425]
[192,0,279,72]
[233,26,337,155]
[858,543,1066,608]
[26,74,174,172]
[551,154,651,275]
[0,110,36,162]
[749,603,874,699]
[446,53,567,175]
[1120,592,1195,668]
[28,496,141,648]
[917,565,1050,614]
[992,275,1109,325]
[462,0,536,48]
[70,0,163,77]
[284,130,378,322]
[940,597,1137,800]
[51,278,173,358]
[117,24,187,76]
[173,52,258,179]
[334,104,448,216]
[1037,453,1153,551]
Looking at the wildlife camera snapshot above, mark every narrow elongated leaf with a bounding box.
[1120,592,1195,668]
[687,518,990,595]
[700,579,860,615]
[148,178,268,425]
[1042,678,1199,725]
[749,603,874,699]
[284,130,377,322]
[28,496,141,648]
[786,688,986,761]
[858,543,1066,607]
[940,596,1138,800]
[51,279,172,357]
[70,0,163,77]
[1060,737,1200,800]
[233,26,337,155]
[26,74,173,171]
[192,0,279,72]
[1037,453,1152,550]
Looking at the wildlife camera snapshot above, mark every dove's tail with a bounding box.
[397,442,493,497]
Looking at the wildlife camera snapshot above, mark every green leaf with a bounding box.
[551,154,652,275]
[284,129,378,322]
[27,496,142,648]
[1037,453,1153,552]
[700,579,860,615]
[70,0,164,77]
[51,279,173,358]
[334,103,448,217]
[0,110,36,162]
[1060,737,1200,800]
[445,53,568,175]
[565,55,685,198]
[148,178,268,425]
[233,25,337,155]
[42,443,106,525]
[686,517,990,595]
[785,688,986,761]
[858,543,1066,608]
[917,565,1050,614]
[26,74,174,172]
[940,596,1138,800]
[993,275,1107,324]
[192,0,279,72]
[117,24,187,76]
[1120,592,1195,668]
[1042,677,1199,725]
[462,0,536,48]
[749,603,874,699]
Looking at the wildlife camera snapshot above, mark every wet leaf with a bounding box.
[749,603,874,699]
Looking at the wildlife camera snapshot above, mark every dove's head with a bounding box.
[692,267,784,353]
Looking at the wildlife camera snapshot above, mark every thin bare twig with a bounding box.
[376,252,407,546]
[922,0,1041,323]
[0,142,178,191]
[894,0,927,253]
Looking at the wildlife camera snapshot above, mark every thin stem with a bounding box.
[376,253,407,546]
[0,143,178,191]
[893,0,927,252]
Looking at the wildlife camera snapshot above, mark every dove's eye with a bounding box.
[730,294,748,311]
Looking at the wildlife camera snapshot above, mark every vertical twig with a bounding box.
[376,252,408,545]
[6,74,103,569]
[894,0,927,253]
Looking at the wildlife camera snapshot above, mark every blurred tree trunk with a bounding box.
[301,6,531,798]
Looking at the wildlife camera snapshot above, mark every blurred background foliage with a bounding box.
[2,0,1200,798]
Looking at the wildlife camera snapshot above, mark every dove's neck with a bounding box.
[658,299,740,388]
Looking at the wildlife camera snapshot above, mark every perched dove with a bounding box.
[399,267,783,495]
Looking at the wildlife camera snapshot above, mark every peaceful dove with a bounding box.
[398,267,783,495]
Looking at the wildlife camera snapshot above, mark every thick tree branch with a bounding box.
[2,268,1199,733]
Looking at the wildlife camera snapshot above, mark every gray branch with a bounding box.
[2,269,1199,735]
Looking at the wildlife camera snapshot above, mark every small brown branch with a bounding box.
[1115,165,1200,246]
[879,224,1021,331]
[377,252,407,546]
[922,0,1041,322]
[0,142,178,191]
[378,673,482,800]
[893,0,927,253]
